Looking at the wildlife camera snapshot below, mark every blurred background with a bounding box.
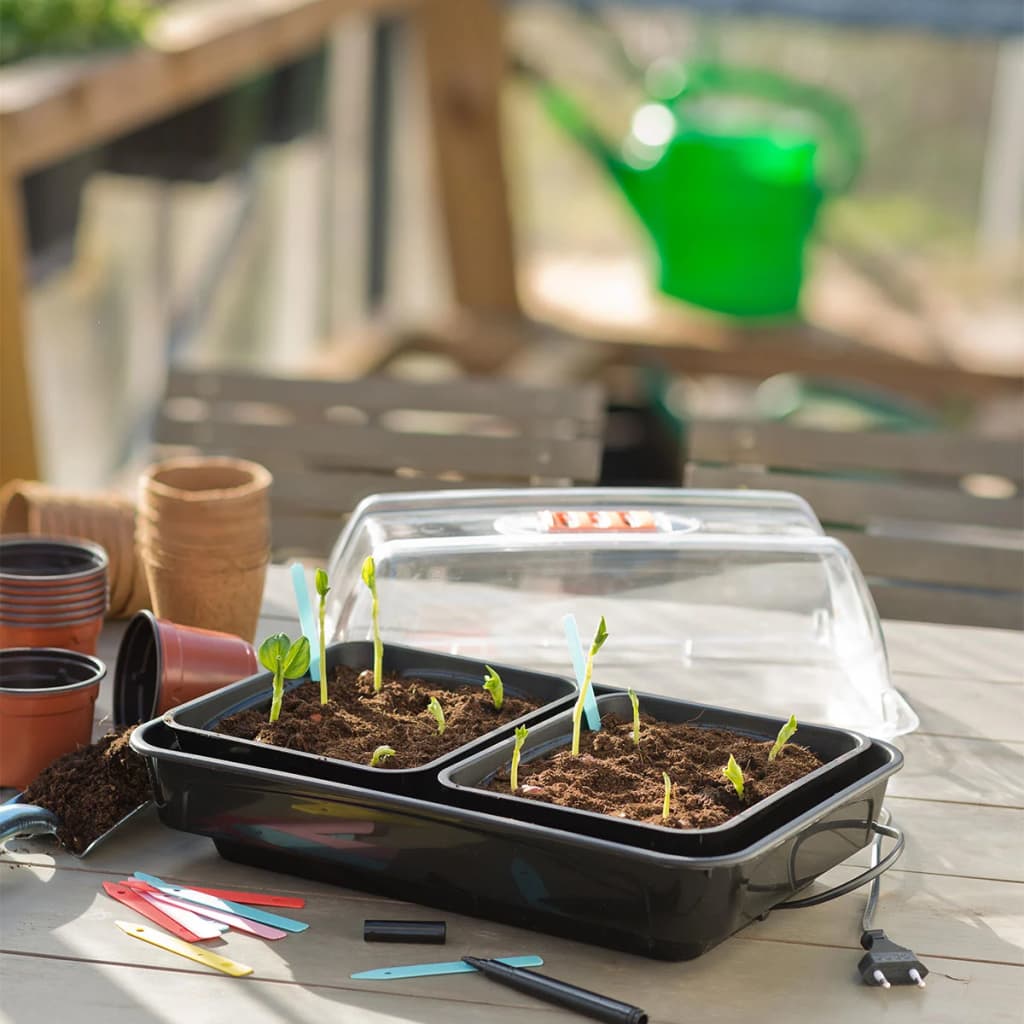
[1,0,1022,491]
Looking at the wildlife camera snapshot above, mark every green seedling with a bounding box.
[361,555,383,693]
[370,745,395,767]
[769,714,798,761]
[315,567,331,705]
[661,772,672,822]
[510,725,529,792]
[259,633,311,724]
[426,696,446,735]
[723,754,745,799]
[627,688,640,749]
[482,665,504,711]
[570,615,609,757]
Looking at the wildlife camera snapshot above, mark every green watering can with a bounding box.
[529,61,862,318]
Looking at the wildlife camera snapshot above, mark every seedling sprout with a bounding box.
[570,616,609,757]
[482,665,504,711]
[361,555,383,693]
[258,633,311,724]
[510,725,529,792]
[628,688,640,749]
[769,715,798,761]
[661,772,672,822]
[315,568,331,705]
[370,745,395,767]
[426,696,446,735]
[723,754,745,799]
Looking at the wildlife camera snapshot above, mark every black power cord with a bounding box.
[775,810,929,989]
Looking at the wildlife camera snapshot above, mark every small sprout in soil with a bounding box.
[259,633,311,724]
[361,555,383,693]
[370,744,396,767]
[723,753,745,799]
[482,665,504,711]
[769,714,798,762]
[661,771,672,822]
[510,725,529,792]
[627,688,640,749]
[426,696,446,735]
[315,567,331,706]
[570,615,609,757]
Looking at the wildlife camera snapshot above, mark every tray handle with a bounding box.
[774,819,904,910]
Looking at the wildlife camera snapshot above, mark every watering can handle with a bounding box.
[672,62,862,194]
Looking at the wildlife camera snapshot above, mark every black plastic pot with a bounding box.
[162,641,577,796]
[131,717,902,960]
[440,691,868,854]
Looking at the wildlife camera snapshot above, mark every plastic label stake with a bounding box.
[562,614,601,731]
[115,921,253,977]
[351,955,543,980]
[291,562,320,683]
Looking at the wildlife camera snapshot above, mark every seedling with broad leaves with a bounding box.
[370,744,395,767]
[426,696,446,735]
[570,616,609,757]
[769,715,798,761]
[315,568,331,705]
[723,753,745,798]
[510,725,529,792]
[259,633,311,724]
[482,666,504,710]
[361,555,383,693]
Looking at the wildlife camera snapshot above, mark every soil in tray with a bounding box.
[216,668,541,769]
[488,712,823,830]
[22,727,150,854]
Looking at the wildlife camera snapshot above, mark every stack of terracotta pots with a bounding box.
[136,457,272,643]
[0,537,109,655]
[0,480,149,619]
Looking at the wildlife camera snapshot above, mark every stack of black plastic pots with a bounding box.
[132,640,902,961]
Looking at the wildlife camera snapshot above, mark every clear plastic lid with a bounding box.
[325,488,918,739]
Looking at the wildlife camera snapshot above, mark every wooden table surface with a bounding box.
[1,566,1022,1023]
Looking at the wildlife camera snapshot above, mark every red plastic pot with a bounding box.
[0,615,104,655]
[114,611,258,727]
[0,648,103,789]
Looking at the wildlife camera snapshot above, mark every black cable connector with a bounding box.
[858,929,929,989]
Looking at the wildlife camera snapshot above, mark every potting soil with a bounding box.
[217,668,540,769]
[22,727,151,854]
[489,712,823,829]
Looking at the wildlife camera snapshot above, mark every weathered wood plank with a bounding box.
[883,621,1024,683]
[688,419,1024,482]
[685,465,1024,531]
[163,369,606,430]
[894,676,1024,742]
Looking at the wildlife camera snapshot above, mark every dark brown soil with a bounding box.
[216,667,541,769]
[487,712,823,829]
[22,728,151,854]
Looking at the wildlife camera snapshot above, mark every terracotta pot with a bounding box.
[0,648,104,788]
[0,535,108,588]
[0,592,108,614]
[0,616,105,655]
[114,611,258,727]
[141,561,267,643]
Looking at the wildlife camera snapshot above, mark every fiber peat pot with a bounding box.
[162,642,577,797]
[439,690,868,855]
[130,717,902,960]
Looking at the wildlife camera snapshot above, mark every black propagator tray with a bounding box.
[162,642,577,797]
[131,717,902,961]
[439,690,869,854]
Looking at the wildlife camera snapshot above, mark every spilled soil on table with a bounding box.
[217,667,542,769]
[23,727,151,854]
[487,712,823,829]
